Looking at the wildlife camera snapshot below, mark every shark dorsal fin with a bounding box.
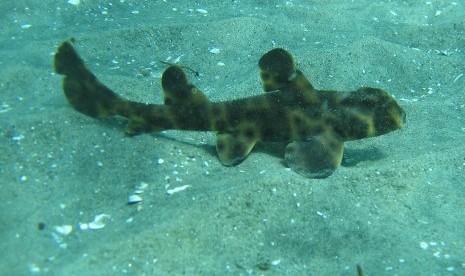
[161,66,208,106]
[258,48,315,95]
[258,48,297,92]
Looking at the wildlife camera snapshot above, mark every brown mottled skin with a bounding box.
[54,41,405,178]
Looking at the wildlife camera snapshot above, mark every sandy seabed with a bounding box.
[1,1,464,275]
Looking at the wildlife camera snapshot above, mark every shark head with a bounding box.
[336,87,406,140]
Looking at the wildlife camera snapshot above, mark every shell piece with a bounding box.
[83,214,111,230]
[54,225,73,235]
[209,47,221,54]
[79,223,89,230]
[0,103,12,113]
[128,194,143,204]
[89,214,110,229]
[136,181,148,190]
[133,181,149,194]
[166,185,191,195]
[67,0,80,5]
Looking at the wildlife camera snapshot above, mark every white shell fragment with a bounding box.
[271,259,282,266]
[128,194,143,204]
[209,47,221,54]
[166,185,191,195]
[80,214,111,230]
[196,9,208,14]
[134,181,149,193]
[89,214,110,229]
[67,0,80,5]
[172,55,183,64]
[54,225,73,235]
[453,73,463,83]
[419,241,429,250]
[0,103,12,113]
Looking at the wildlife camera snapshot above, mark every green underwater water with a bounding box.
[1,1,464,275]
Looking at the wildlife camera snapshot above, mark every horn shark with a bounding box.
[54,41,405,178]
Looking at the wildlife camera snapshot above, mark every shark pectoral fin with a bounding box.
[285,134,344,179]
[54,41,123,118]
[216,132,258,166]
[162,66,208,106]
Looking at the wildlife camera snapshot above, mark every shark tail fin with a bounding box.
[161,66,209,107]
[54,40,123,118]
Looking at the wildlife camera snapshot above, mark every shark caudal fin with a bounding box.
[54,40,123,118]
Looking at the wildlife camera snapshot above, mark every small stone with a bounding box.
[37,222,46,230]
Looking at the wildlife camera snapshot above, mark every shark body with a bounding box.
[54,41,405,178]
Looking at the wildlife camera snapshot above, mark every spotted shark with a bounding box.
[54,41,405,178]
